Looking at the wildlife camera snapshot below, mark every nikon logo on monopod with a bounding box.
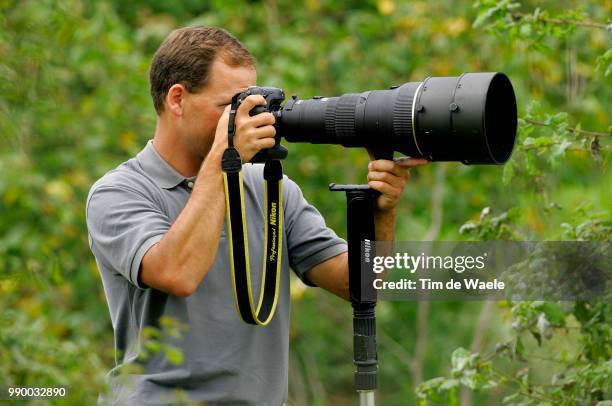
[363,239,372,263]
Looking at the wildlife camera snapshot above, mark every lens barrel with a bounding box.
[277,72,517,164]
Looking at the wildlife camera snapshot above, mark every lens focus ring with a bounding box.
[326,94,360,140]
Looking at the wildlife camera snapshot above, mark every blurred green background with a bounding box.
[0,0,610,405]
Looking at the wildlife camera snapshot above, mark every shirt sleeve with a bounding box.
[86,185,172,289]
[283,176,347,286]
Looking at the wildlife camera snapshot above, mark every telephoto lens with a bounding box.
[276,72,517,164]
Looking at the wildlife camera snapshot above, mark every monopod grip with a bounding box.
[353,304,378,391]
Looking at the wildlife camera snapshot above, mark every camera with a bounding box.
[235,72,518,164]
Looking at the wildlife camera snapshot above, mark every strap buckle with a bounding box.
[222,93,244,173]
[263,159,283,181]
[222,147,242,173]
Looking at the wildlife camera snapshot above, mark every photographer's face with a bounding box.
[181,58,256,158]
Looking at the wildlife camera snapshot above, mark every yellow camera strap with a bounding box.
[220,95,284,325]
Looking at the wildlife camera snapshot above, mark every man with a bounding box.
[86,26,427,405]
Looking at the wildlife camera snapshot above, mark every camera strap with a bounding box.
[220,95,283,326]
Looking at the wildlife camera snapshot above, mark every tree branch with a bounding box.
[491,368,560,404]
[511,12,611,31]
[410,163,448,386]
[523,118,611,137]
[520,144,585,152]
[460,301,496,406]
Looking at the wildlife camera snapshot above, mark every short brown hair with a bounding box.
[149,26,255,114]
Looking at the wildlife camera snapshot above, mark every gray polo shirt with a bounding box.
[86,140,347,405]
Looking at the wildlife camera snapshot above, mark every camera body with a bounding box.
[234,86,288,163]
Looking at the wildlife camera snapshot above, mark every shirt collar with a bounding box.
[136,140,196,190]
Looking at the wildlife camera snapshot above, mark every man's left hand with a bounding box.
[306,154,428,301]
[367,156,428,211]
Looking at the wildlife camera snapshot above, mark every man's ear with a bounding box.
[166,84,187,116]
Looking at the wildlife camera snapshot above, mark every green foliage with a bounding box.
[459,206,524,239]
[0,309,108,398]
[560,203,612,240]
[597,49,612,77]
[503,101,611,192]
[416,347,497,404]
[419,301,612,405]
[0,0,609,404]
[140,317,187,367]
[417,1,611,404]
[501,241,611,303]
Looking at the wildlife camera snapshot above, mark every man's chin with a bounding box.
[194,142,214,161]
[184,136,212,160]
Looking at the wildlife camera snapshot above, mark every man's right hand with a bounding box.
[143,97,274,296]
[213,94,276,163]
